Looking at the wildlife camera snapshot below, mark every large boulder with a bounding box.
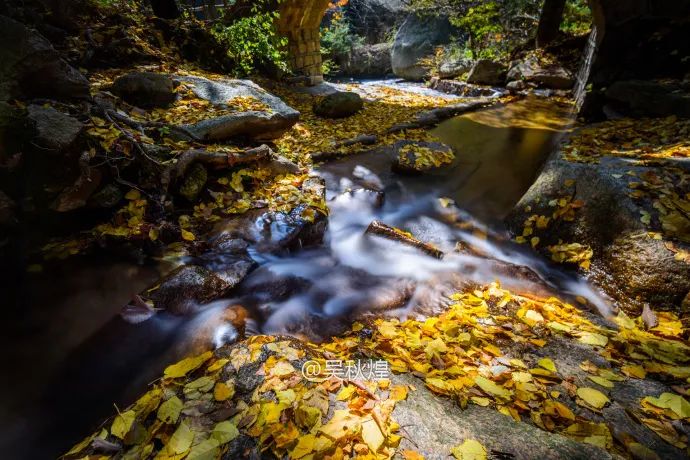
[110,72,176,109]
[467,59,507,86]
[506,139,690,315]
[391,13,457,81]
[507,56,574,90]
[313,91,363,118]
[27,104,83,152]
[339,43,392,77]
[175,76,300,142]
[603,80,690,118]
[0,15,90,101]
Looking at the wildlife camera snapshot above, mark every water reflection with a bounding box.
[432,96,575,221]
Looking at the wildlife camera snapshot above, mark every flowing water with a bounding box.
[0,89,613,458]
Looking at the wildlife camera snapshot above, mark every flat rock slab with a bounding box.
[392,372,612,460]
[174,75,299,142]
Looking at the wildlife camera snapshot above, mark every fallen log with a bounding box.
[366,220,444,259]
[170,144,272,180]
[387,98,496,133]
[333,134,378,148]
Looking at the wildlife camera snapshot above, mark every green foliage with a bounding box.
[561,0,591,35]
[321,15,364,57]
[211,1,288,76]
[320,13,363,75]
[452,2,503,59]
[407,0,592,60]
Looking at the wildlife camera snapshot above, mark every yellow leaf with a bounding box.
[319,409,361,440]
[149,228,159,241]
[111,410,136,440]
[451,439,487,460]
[588,376,614,389]
[621,365,646,379]
[187,439,220,460]
[214,382,235,401]
[643,392,690,418]
[474,376,512,399]
[538,358,557,373]
[578,332,608,347]
[576,387,610,410]
[290,434,316,459]
[125,189,141,200]
[402,450,425,460]
[296,404,322,429]
[157,396,183,424]
[470,397,491,407]
[164,351,212,379]
[211,421,239,445]
[389,385,408,402]
[362,417,385,452]
[164,421,194,456]
[181,229,196,241]
[337,384,357,401]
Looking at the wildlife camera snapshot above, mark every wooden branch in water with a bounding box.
[366,220,444,259]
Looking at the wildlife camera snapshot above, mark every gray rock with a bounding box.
[438,57,473,79]
[467,59,507,86]
[429,77,499,97]
[27,104,83,152]
[146,263,252,315]
[313,91,363,118]
[506,79,527,92]
[507,56,574,90]
[506,148,690,315]
[391,13,457,81]
[88,183,123,208]
[175,76,299,141]
[178,162,208,202]
[391,140,454,175]
[339,43,392,77]
[111,72,175,109]
[603,233,690,313]
[265,154,301,176]
[0,15,90,101]
[604,80,690,118]
[213,205,327,253]
[392,372,613,460]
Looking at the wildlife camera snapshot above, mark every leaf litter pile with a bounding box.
[65,283,690,459]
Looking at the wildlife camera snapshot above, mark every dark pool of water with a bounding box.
[432,96,575,221]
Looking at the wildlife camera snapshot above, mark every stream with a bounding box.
[0,87,611,458]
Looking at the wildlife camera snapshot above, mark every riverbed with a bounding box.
[0,84,587,458]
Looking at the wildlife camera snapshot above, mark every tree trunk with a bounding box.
[149,0,181,19]
[536,0,566,48]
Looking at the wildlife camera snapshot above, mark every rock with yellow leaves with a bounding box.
[507,123,690,315]
[174,75,300,142]
[391,140,455,175]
